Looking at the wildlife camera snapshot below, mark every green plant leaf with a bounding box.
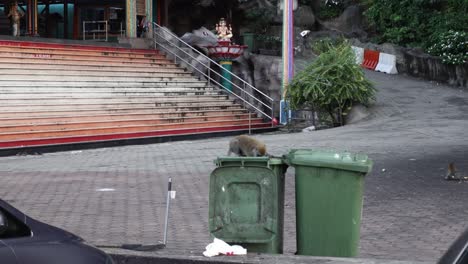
[287,42,376,126]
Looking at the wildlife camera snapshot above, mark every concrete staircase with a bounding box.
[0,40,272,152]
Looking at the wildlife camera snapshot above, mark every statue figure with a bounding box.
[7,1,24,37]
[215,18,233,41]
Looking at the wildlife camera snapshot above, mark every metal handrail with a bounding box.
[152,22,274,123]
[83,20,108,41]
[108,21,126,37]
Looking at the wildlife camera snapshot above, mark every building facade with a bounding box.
[0,0,167,39]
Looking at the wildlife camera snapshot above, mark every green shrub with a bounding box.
[311,37,346,54]
[427,30,468,65]
[318,0,344,19]
[364,0,428,46]
[287,42,375,126]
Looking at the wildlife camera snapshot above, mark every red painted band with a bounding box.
[0,124,272,149]
[0,40,159,54]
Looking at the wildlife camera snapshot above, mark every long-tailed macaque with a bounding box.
[227,135,267,157]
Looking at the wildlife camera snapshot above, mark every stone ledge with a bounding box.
[104,248,430,264]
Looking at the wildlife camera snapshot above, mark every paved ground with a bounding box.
[0,70,467,262]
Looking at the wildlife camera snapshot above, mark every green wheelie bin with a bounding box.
[286,149,373,257]
[242,33,256,53]
[208,157,288,254]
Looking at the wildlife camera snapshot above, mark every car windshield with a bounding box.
[455,243,468,264]
[0,208,31,239]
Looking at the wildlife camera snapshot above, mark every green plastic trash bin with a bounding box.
[209,157,288,254]
[242,33,256,53]
[286,149,373,257]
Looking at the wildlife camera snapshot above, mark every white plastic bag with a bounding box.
[203,238,247,257]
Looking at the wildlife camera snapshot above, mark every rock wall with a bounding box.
[232,53,283,117]
[402,50,468,88]
[231,53,316,118]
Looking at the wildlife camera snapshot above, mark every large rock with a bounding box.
[178,27,218,78]
[293,5,316,28]
[309,0,322,12]
[238,0,276,10]
[154,26,217,81]
[322,4,367,39]
[232,53,283,116]
[180,26,218,51]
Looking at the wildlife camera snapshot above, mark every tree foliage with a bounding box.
[287,41,375,126]
[364,0,468,64]
[427,30,468,65]
[364,0,468,47]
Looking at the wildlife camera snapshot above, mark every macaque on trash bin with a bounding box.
[227,135,267,157]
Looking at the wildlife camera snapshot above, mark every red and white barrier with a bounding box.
[351,46,398,74]
[362,49,380,70]
[375,52,398,74]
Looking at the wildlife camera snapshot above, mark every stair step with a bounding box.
[0,123,273,149]
[0,102,240,112]
[0,106,245,118]
[0,69,192,78]
[0,93,225,98]
[0,118,265,141]
[0,57,178,68]
[0,62,183,73]
[0,53,170,64]
[0,46,165,59]
[0,95,229,105]
[0,75,200,82]
[0,114,257,132]
[0,87,216,93]
[0,110,249,124]
[0,81,210,87]
[0,40,160,54]
[0,91,220,97]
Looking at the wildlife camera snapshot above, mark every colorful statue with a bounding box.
[7,1,24,37]
[215,18,233,41]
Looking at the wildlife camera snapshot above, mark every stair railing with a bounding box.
[152,22,275,127]
[83,20,108,41]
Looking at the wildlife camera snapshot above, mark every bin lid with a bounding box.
[214,157,284,167]
[286,149,373,173]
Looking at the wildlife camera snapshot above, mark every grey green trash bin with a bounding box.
[286,149,373,257]
[209,157,288,254]
[242,33,256,53]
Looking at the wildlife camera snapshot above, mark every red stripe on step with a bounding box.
[0,40,159,54]
[0,124,273,149]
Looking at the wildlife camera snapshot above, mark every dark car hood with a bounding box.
[0,200,112,264]
[0,199,82,242]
